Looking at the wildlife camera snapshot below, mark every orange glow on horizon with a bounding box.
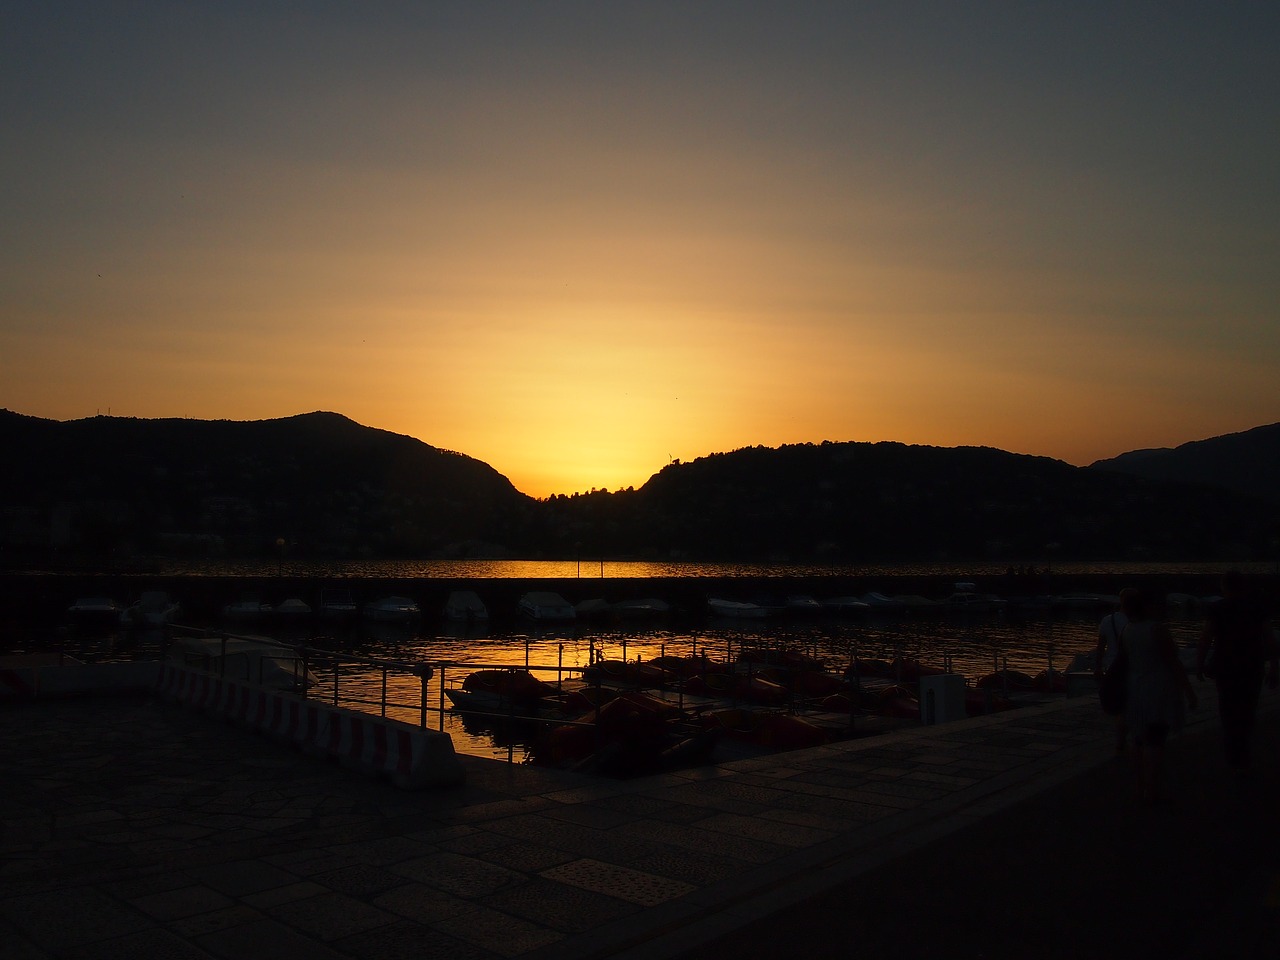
[3,7,1277,499]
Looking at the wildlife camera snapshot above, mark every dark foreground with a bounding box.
[2,678,1277,960]
[681,705,1280,960]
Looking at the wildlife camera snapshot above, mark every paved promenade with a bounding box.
[3,680,1277,960]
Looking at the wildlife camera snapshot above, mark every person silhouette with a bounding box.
[1121,588,1197,804]
[1197,570,1279,772]
[1095,588,1137,753]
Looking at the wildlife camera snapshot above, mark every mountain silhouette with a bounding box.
[0,410,532,560]
[615,440,1276,562]
[1090,422,1280,507]
[2,410,1276,564]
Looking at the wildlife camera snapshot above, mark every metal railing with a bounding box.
[165,625,441,728]
[158,626,1076,767]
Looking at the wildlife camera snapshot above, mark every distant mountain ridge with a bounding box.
[0,410,533,559]
[2,410,1276,563]
[605,438,1276,562]
[1090,422,1280,506]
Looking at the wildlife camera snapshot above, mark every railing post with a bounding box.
[507,665,516,764]
[421,671,429,729]
[411,663,434,731]
[380,667,388,718]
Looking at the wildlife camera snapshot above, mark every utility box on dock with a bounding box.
[919,674,967,725]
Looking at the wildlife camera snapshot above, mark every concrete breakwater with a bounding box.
[0,570,1252,633]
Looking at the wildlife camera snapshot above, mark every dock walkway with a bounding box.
[3,680,1278,959]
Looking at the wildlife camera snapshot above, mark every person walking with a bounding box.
[1121,589,1197,804]
[1094,588,1136,753]
[1197,570,1279,772]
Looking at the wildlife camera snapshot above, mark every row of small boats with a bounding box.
[228,590,670,626]
[65,589,671,631]
[67,592,180,631]
[704,586,1116,619]
[442,646,1069,776]
[66,580,1126,636]
[223,592,425,623]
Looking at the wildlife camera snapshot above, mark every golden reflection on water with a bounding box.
[156,558,1273,579]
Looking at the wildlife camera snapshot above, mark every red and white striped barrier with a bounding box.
[155,663,464,788]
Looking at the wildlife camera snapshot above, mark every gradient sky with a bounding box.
[3,2,1277,497]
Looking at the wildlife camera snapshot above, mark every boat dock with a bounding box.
[3,678,1278,958]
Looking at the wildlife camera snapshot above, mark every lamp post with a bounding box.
[276,537,285,577]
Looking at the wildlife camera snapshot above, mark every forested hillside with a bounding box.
[3,412,1276,565]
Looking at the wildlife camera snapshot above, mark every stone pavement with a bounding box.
[1,679,1274,960]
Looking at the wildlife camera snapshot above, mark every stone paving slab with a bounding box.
[0,683,1244,960]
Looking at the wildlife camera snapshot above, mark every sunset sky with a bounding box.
[3,3,1277,497]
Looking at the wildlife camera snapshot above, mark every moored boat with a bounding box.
[784,594,824,614]
[683,671,789,705]
[65,597,124,633]
[518,591,576,621]
[612,598,671,619]
[319,588,358,620]
[581,658,670,688]
[821,596,871,615]
[869,684,920,718]
[445,669,558,712]
[273,597,312,618]
[574,598,613,621]
[736,647,826,671]
[892,594,937,610]
[535,690,711,775]
[363,596,420,623]
[757,666,845,698]
[940,591,1007,613]
[443,590,488,622]
[707,597,783,619]
[975,669,1037,692]
[222,598,272,621]
[859,592,906,613]
[704,708,830,750]
[121,591,181,628]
